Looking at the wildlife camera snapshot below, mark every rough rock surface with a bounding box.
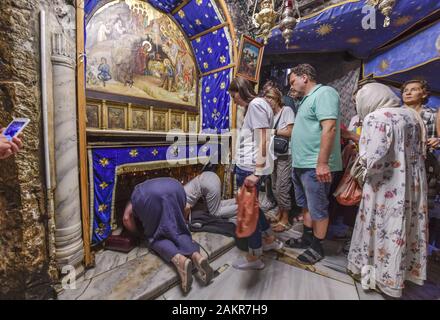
[0,0,56,299]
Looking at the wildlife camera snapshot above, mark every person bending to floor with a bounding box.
[123,177,214,294]
[184,171,237,221]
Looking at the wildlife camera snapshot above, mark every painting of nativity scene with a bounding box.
[85,1,197,107]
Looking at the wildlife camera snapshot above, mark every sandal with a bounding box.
[297,248,324,265]
[285,237,311,249]
[272,222,292,233]
[193,256,214,286]
[266,213,280,224]
[173,256,193,294]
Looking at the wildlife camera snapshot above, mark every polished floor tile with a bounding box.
[163,247,358,300]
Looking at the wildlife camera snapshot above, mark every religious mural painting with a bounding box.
[170,112,185,131]
[86,0,197,107]
[107,106,127,129]
[132,108,149,131]
[236,35,264,83]
[86,104,100,128]
[187,114,199,133]
[152,110,168,131]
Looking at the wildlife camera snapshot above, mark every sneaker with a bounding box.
[232,257,265,270]
[263,239,284,251]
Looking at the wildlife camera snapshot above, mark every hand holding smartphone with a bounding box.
[0,118,28,159]
[2,118,30,142]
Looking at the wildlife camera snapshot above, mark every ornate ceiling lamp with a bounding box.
[279,0,301,47]
[252,0,301,47]
[367,0,397,27]
[252,0,279,45]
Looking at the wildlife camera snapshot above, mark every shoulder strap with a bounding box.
[273,108,284,129]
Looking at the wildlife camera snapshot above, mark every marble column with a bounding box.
[51,31,84,274]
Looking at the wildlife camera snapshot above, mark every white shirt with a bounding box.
[273,106,295,156]
[235,97,274,173]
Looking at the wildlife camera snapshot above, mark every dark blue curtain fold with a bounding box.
[91,144,216,244]
[266,0,440,58]
[364,21,440,93]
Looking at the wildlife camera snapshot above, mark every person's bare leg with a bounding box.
[312,217,329,239]
[303,208,313,229]
[272,208,290,232]
[245,254,260,262]
[183,204,191,221]
[285,208,313,249]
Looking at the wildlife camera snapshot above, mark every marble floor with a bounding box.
[57,219,440,300]
[159,247,360,300]
[160,226,440,300]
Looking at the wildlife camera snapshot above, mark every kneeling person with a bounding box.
[184,171,237,220]
[123,177,214,294]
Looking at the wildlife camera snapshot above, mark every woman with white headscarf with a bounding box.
[347,83,428,298]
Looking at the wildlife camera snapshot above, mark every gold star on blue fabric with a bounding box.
[100,182,109,190]
[129,149,138,158]
[99,158,109,167]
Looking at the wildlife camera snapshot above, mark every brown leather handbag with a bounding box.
[236,185,259,238]
[334,157,363,206]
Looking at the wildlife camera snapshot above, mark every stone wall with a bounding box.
[0,0,56,299]
[224,0,255,42]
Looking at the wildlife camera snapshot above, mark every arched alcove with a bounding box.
[77,0,238,261]
[83,0,237,133]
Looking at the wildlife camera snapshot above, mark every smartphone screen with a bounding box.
[3,120,28,141]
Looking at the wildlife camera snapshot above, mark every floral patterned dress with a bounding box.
[347,107,428,298]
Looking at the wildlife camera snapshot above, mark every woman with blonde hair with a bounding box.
[263,86,295,232]
[347,83,428,298]
[402,80,440,249]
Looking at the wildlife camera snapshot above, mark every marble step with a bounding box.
[57,232,235,300]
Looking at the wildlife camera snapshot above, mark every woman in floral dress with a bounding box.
[347,83,428,298]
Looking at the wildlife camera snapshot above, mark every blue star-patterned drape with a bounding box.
[173,0,224,38]
[91,144,216,244]
[364,21,440,93]
[266,0,440,59]
[200,69,232,133]
[147,0,183,13]
[191,27,232,73]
